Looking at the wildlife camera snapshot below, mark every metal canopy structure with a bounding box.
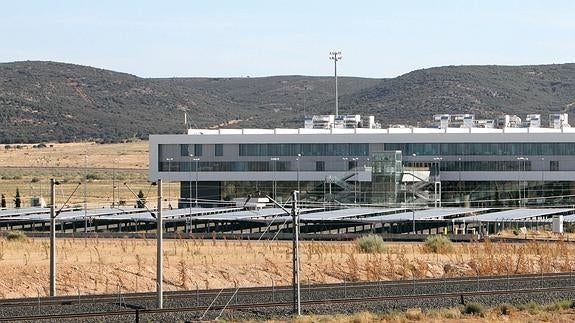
[193,208,293,221]
[0,207,244,223]
[2,205,574,234]
[456,208,575,222]
[353,208,488,223]
[0,207,78,219]
[243,207,407,224]
[300,207,406,221]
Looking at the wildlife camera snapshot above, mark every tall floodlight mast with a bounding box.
[329,51,342,117]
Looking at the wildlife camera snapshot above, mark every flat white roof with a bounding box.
[186,127,575,136]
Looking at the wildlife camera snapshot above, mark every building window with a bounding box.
[181,144,203,157]
[194,144,203,157]
[550,160,559,171]
[180,144,191,157]
[215,144,223,156]
[316,161,325,171]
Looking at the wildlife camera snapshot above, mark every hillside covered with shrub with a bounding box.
[1,61,574,143]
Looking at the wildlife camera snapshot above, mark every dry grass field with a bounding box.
[0,141,180,208]
[1,236,574,299]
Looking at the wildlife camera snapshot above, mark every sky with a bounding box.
[1,0,574,78]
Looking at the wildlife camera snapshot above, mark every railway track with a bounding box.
[1,285,575,322]
[1,272,575,321]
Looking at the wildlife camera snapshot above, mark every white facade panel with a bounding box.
[413,128,444,134]
[331,128,356,134]
[243,129,274,134]
[445,128,470,134]
[299,129,331,134]
[274,128,299,134]
[470,128,503,134]
[388,128,413,134]
[528,127,561,133]
[355,128,388,134]
[503,128,528,133]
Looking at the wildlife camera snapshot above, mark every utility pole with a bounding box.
[292,190,301,315]
[123,180,163,307]
[156,179,163,308]
[49,178,57,296]
[84,152,88,232]
[329,51,342,117]
[49,180,81,297]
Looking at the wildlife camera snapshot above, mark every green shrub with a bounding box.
[424,235,454,254]
[355,234,385,253]
[520,301,542,315]
[463,302,484,315]
[6,231,27,242]
[548,299,573,311]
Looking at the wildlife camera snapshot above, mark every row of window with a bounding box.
[170,142,575,159]
[160,161,291,172]
[159,160,351,172]
[159,160,560,172]
[386,143,575,156]
[239,143,369,156]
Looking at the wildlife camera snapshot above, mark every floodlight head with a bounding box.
[150,181,158,186]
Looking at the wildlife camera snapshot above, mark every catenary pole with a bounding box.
[49,178,56,296]
[156,179,163,308]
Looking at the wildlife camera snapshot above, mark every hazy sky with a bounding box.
[1,0,574,78]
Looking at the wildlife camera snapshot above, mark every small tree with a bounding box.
[14,188,21,208]
[136,190,146,208]
[1,193,6,208]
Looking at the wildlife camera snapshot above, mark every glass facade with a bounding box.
[159,161,291,172]
[239,143,369,156]
[157,139,575,206]
[386,143,575,156]
[439,160,532,172]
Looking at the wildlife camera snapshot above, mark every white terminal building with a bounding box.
[149,113,575,208]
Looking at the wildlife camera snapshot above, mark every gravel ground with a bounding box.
[3,273,575,322]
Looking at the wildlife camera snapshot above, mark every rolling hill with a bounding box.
[1,61,574,143]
